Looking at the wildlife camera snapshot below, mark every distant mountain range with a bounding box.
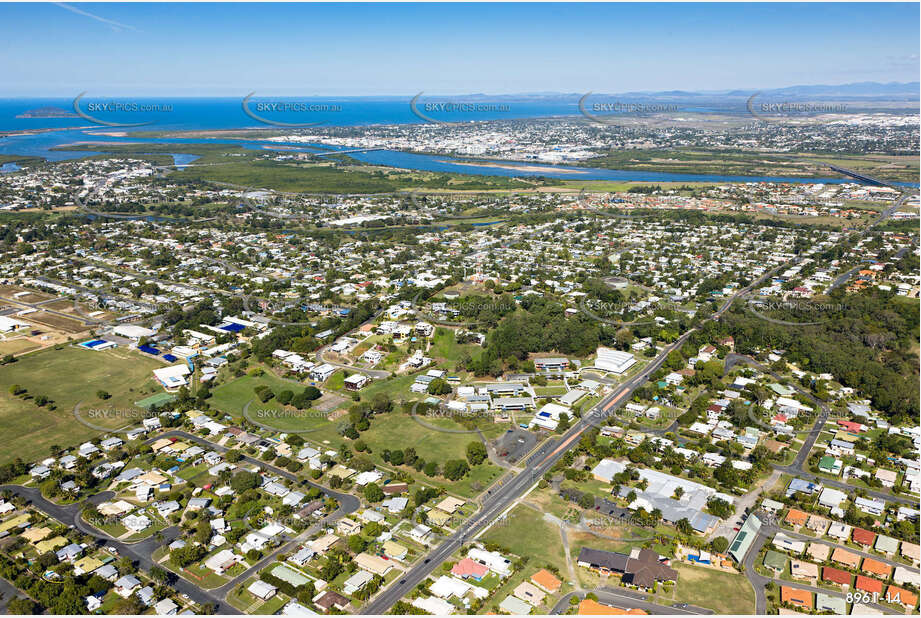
[435,82,920,102]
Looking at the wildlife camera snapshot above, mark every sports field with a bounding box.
[0,345,163,464]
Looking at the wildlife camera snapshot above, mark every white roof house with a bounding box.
[248,580,277,600]
[468,547,512,577]
[152,364,191,390]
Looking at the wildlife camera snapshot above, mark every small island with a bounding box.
[16,105,80,119]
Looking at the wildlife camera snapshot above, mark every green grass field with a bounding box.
[208,372,302,418]
[359,413,501,462]
[481,504,566,569]
[429,327,479,363]
[479,504,569,612]
[316,412,506,498]
[0,346,163,464]
[209,371,339,434]
[664,563,756,614]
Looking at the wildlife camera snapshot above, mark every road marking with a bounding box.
[602,387,628,412]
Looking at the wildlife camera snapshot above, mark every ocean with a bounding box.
[0,98,917,187]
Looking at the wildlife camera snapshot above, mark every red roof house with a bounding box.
[855,576,883,595]
[451,557,489,581]
[822,567,852,587]
[852,528,876,547]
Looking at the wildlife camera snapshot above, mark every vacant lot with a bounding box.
[664,563,755,614]
[482,504,566,570]
[0,346,163,464]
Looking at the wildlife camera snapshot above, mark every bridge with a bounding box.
[826,164,902,189]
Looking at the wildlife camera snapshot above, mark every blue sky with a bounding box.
[1,2,918,96]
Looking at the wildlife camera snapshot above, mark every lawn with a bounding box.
[325,370,345,391]
[357,374,419,401]
[0,337,42,356]
[346,412,505,498]
[209,371,303,418]
[360,413,496,463]
[478,504,570,612]
[481,504,566,570]
[429,327,479,363]
[665,563,756,614]
[0,346,163,464]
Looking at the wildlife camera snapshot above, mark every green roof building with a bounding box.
[729,515,762,563]
[763,550,787,573]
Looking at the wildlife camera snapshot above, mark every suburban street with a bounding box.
[0,428,362,615]
[550,587,713,615]
[0,484,241,614]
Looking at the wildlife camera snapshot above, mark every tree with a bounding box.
[557,412,571,432]
[254,385,274,403]
[171,543,206,567]
[706,497,733,519]
[427,378,451,396]
[303,386,322,400]
[370,393,392,414]
[96,390,111,400]
[277,390,293,405]
[675,518,693,535]
[150,565,169,584]
[711,536,730,554]
[230,470,259,493]
[348,534,367,554]
[465,441,487,466]
[364,521,383,538]
[443,459,470,481]
[7,599,40,615]
[363,483,384,503]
